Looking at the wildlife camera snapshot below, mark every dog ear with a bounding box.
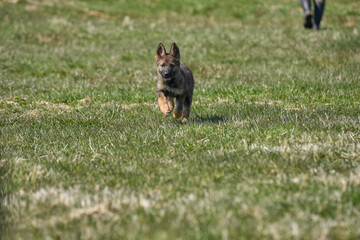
[156,43,166,61]
[170,42,180,60]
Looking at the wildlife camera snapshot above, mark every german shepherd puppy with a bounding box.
[155,43,194,123]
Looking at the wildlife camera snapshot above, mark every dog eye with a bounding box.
[161,64,165,67]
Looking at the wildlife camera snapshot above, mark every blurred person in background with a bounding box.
[301,0,326,29]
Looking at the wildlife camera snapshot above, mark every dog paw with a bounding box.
[182,117,189,123]
[173,112,182,119]
[160,106,171,116]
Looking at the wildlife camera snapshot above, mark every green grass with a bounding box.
[1,0,360,239]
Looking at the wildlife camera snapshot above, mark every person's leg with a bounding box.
[301,0,313,28]
[301,0,312,15]
[313,0,326,29]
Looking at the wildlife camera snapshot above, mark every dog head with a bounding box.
[155,43,181,83]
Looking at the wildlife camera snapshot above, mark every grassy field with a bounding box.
[1,0,360,239]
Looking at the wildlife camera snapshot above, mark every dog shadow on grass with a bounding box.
[192,115,227,124]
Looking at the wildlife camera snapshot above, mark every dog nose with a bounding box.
[163,71,170,77]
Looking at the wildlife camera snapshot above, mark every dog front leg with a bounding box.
[181,95,192,123]
[173,95,185,119]
[157,91,173,116]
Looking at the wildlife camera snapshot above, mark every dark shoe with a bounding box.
[304,14,313,29]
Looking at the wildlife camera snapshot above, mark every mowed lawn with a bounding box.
[1,0,360,239]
